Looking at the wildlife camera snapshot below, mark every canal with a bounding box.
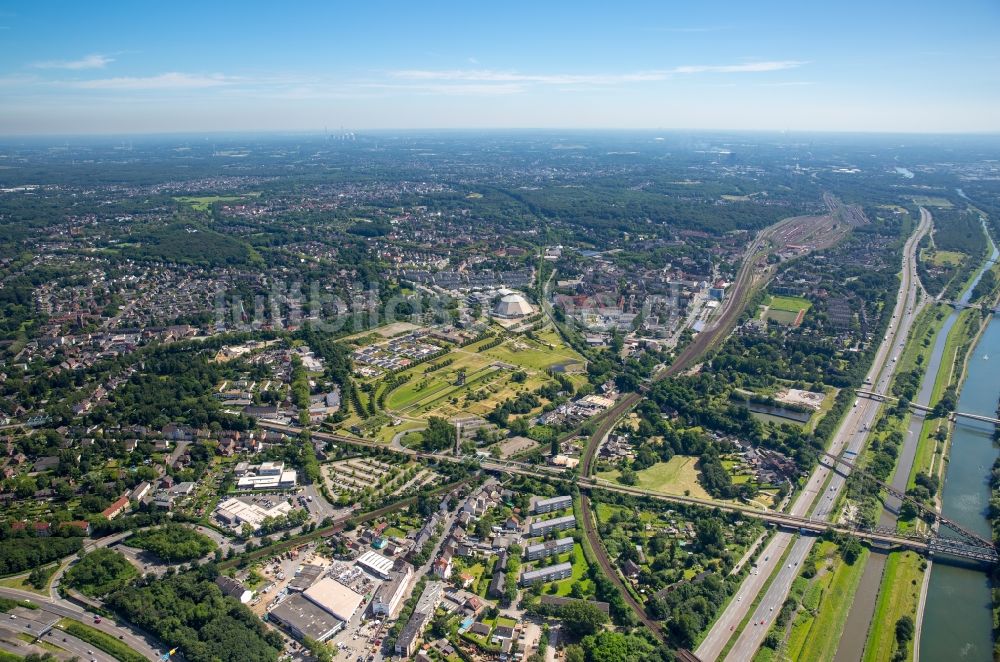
[919,314,1000,660]
[836,220,997,662]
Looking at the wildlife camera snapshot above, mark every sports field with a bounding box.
[923,249,965,267]
[763,295,811,326]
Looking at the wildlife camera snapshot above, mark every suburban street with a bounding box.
[697,208,932,661]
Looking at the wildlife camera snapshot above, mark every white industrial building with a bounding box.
[303,578,365,623]
[215,497,293,531]
[370,564,413,617]
[236,461,297,490]
[356,551,395,580]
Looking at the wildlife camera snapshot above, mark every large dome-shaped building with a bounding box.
[494,292,534,319]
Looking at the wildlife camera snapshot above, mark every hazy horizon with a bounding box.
[1,1,999,135]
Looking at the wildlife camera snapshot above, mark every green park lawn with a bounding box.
[551,544,593,597]
[863,551,924,662]
[597,455,712,500]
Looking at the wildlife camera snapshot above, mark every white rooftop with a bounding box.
[356,550,394,578]
[303,577,365,622]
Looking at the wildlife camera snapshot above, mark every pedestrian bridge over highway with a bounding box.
[856,388,1000,426]
[945,300,1000,314]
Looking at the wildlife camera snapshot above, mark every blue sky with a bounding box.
[1,1,998,134]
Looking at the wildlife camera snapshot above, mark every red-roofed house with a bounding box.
[66,521,91,536]
[101,495,130,520]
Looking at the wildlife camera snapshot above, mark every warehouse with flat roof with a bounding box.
[303,578,365,622]
[268,594,344,642]
[288,563,324,592]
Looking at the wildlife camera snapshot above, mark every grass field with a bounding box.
[923,249,966,267]
[335,321,587,441]
[174,194,256,211]
[763,294,811,326]
[0,566,57,596]
[911,196,953,208]
[783,542,870,662]
[862,551,924,662]
[596,455,711,499]
[375,330,585,426]
[768,295,813,313]
[551,544,593,597]
[805,388,839,433]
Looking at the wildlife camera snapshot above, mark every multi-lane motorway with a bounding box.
[696,208,932,661]
[0,584,165,661]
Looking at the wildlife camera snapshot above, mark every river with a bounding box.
[919,235,999,661]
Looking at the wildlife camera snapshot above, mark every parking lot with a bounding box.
[326,606,387,662]
[247,545,328,617]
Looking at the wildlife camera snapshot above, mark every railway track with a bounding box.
[576,213,827,648]
[579,494,669,640]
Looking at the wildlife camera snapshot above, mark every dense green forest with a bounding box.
[107,568,283,662]
[121,222,262,267]
[64,548,139,597]
[127,524,217,562]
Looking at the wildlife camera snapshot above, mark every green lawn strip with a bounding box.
[0,568,56,596]
[58,618,147,662]
[861,551,925,662]
[789,546,870,662]
[0,597,38,612]
[553,544,592,597]
[906,307,978,493]
[718,536,800,660]
[16,632,64,654]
